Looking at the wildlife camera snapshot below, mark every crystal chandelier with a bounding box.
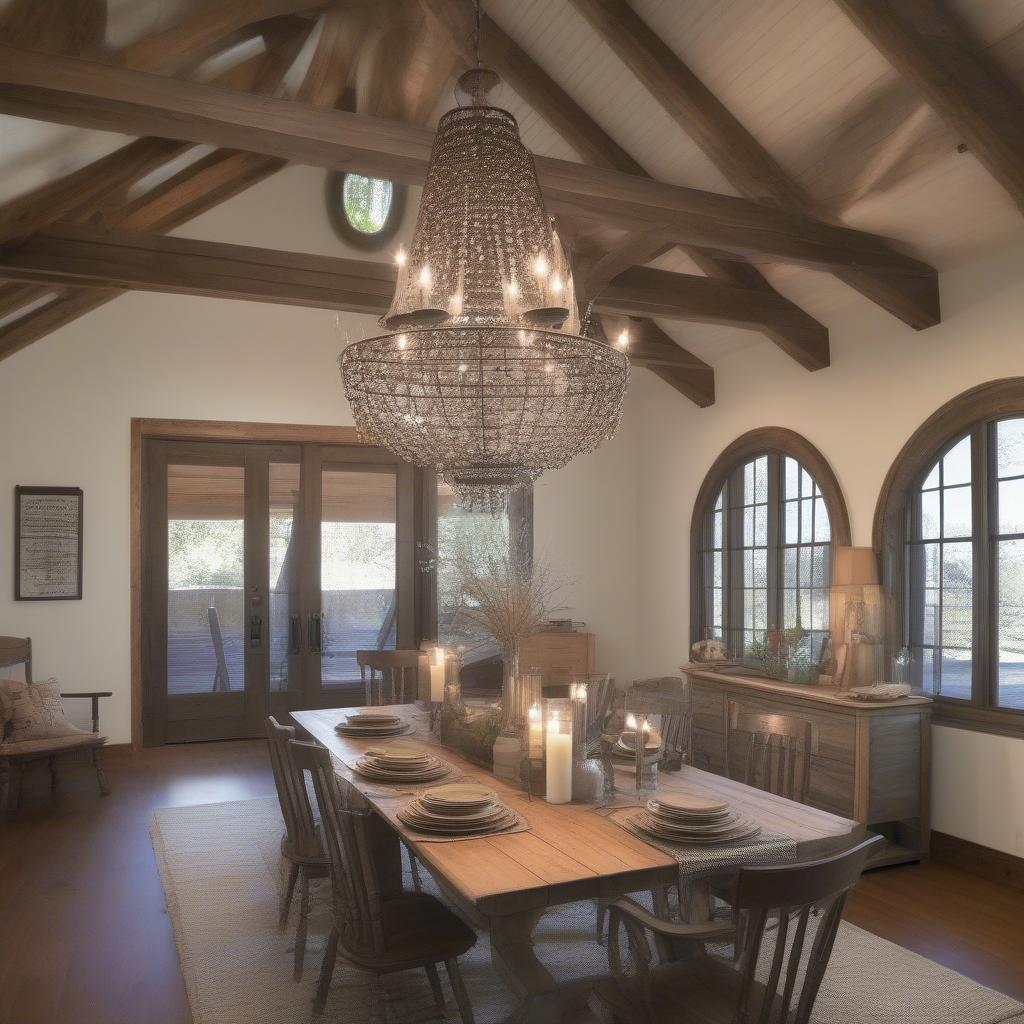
[339,58,630,512]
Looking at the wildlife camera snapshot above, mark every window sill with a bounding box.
[931,702,1024,741]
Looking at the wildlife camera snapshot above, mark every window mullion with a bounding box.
[767,452,780,631]
[975,422,992,709]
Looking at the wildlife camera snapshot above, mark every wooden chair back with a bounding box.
[288,739,384,958]
[730,835,882,1023]
[626,677,691,771]
[265,717,321,861]
[357,649,423,706]
[725,700,815,803]
[208,607,231,693]
[0,636,32,682]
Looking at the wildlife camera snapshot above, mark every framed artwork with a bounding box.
[15,485,83,600]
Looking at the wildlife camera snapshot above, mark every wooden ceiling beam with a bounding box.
[568,0,940,330]
[0,10,352,359]
[598,266,829,370]
[0,227,395,313]
[598,313,714,407]
[0,0,106,56]
[0,227,826,372]
[0,43,939,279]
[110,0,323,73]
[835,0,1024,215]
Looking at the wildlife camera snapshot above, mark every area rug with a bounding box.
[151,797,1024,1024]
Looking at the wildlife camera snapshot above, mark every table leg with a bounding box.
[488,908,594,1024]
[365,811,403,898]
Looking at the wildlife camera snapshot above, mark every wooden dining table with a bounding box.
[293,704,864,1024]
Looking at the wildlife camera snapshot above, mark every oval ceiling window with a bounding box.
[327,171,405,249]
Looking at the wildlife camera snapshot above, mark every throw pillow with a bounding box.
[0,678,85,743]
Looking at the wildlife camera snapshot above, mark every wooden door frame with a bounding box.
[130,419,367,751]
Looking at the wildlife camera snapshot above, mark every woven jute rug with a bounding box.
[150,797,1024,1024]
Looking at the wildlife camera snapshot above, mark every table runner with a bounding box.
[604,804,797,888]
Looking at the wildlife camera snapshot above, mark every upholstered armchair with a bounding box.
[0,636,111,815]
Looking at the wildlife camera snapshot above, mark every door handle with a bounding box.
[308,612,322,654]
[249,614,263,648]
[289,614,301,655]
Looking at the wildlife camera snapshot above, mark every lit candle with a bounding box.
[570,682,588,763]
[394,246,408,305]
[528,702,543,759]
[545,712,572,804]
[429,645,445,702]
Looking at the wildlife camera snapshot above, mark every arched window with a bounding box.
[876,379,1024,736]
[691,429,851,660]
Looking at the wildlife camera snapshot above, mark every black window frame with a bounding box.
[875,378,1024,739]
[691,428,851,657]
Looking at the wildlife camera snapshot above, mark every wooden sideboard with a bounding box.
[682,665,932,866]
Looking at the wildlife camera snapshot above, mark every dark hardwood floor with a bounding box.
[1,740,1022,1024]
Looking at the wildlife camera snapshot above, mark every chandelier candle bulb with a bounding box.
[429,646,445,702]
[545,712,572,804]
[616,329,630,350]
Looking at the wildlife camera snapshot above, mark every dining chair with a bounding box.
[357,649,423,706]
[724,700,815,804]
[590,835,882,1024]
[594,677,690,943]
[288,739,477,1023]
[626,676,692,772]
[265,717,329,981]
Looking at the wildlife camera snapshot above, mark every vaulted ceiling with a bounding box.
[1,0,1023,407]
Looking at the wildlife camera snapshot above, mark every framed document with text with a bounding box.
[15,486,83,600]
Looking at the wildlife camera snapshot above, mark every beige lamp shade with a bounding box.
[832,546,879,588]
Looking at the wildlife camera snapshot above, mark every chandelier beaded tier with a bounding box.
[339,66,630,512]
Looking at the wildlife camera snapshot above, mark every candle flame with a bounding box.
[615,328,630,350]
[394,246,407,267]
[625,713,637,730]
[533,254,548,277]
[528,702,541,722]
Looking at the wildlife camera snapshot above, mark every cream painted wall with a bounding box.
[0,165,639,744]
[631,236,1024,857]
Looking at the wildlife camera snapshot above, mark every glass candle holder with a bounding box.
[625,712,658,800]
[543,697,573,804]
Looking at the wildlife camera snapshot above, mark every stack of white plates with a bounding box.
[354,744,452,783]
[634,793,762,845]
[335,711,410,737]
[397,783,519,836]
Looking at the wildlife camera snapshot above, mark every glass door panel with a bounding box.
[269,461,301,694]
[319,467,397,687]
[166,463,246,696]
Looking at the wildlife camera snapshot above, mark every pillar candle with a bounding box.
[545,713,572,804]
[429,645,445,702]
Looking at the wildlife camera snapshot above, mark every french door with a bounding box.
[142,438,418,744]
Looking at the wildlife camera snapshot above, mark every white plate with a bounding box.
[649,794,730,816]
[420,783,497,809]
